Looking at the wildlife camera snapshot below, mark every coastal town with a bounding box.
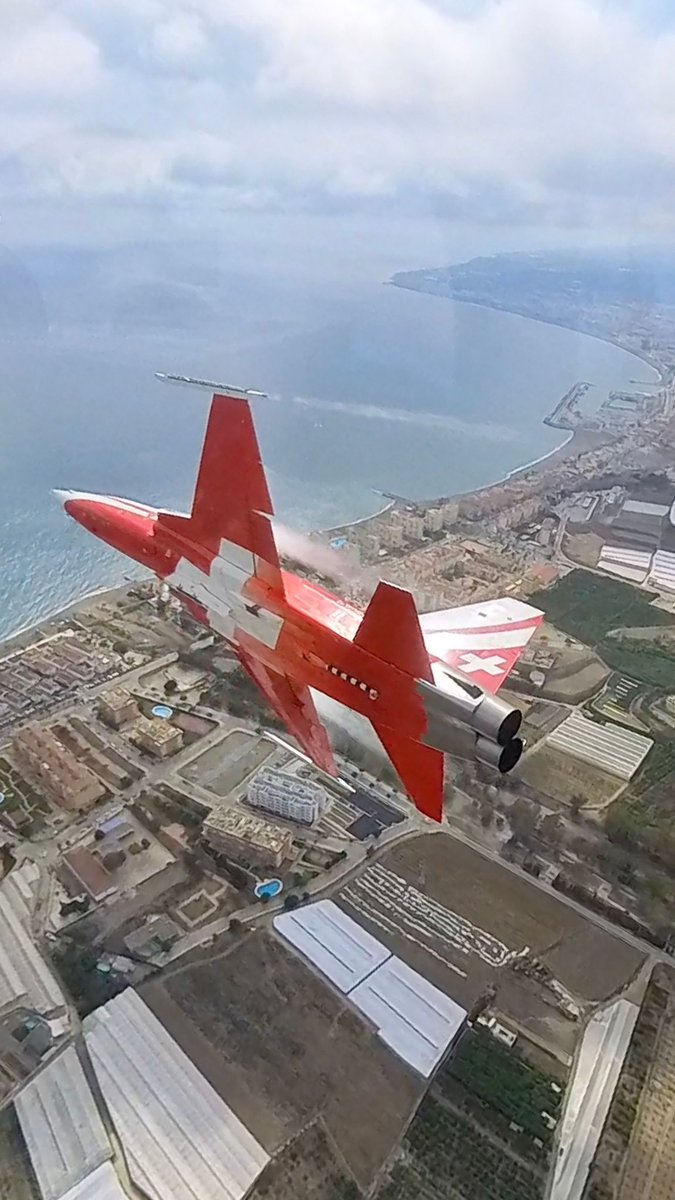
[3,255,675,1200]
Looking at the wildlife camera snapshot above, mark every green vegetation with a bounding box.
[530,570,674,646]
[0,1107,40,1200]
[440,1029,561,1145]
[202,667,285,728]
[605,743,675,874]
[51,941,126,1017]
[377,1095,544,1200]
[599,639,675,689]
[631,741,675,795]
[0,756,51,835]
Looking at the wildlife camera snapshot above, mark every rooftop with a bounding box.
[204,806,291,853]
[15,1045,112,1200]
[136,716,180,745]
[62,848,115,901]
[100,688,134,711]
[83,989,269,1200]
[547,711,653,780]
[0,863,65,1018]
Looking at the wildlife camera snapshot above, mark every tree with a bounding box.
[539,814,564,847]
[570,795,584,818]
[229,917,242,933]
[164,678,178,695]
[509,798,538,844]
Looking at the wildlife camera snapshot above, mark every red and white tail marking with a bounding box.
[157,391,283,590]
[421,597,543,693]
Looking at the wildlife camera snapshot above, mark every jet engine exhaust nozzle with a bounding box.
[475,734,523,774]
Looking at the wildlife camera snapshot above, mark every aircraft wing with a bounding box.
[420,597,543,693]
[237,649,338,776]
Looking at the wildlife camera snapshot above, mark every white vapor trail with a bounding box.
[272,520,377,588]
[283,393,518,442]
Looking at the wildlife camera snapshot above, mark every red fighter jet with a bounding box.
[56,374,543,822]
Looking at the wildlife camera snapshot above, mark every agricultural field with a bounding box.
[338,836,644,1064]
[519,744,620,807]
[249,1122,360,1200]
[376,1093,545,1200]
[600,638,675,690]
[0,1108,40,1200]
[589,674,651,732]
[584,965,675,1200]
[605,743,675,870]
[141,930,422,1190]
[178,731,275,797]
[0,758,49,813]
[441,1028,562,1148]
[530,571,674,646]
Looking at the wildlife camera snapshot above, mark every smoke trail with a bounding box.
[282,393,518,443]
[272,520,378,589]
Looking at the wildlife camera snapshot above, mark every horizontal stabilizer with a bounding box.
[421,596,543,694]
[238,651,337,776]
[354,582,433,682]
[372,722,444,822]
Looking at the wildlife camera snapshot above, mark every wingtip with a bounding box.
[155,372,267,398]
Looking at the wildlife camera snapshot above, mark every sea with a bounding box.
[0,277,656,641]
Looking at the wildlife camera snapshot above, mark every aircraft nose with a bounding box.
[53,489,99,526]
[53,489,81,518]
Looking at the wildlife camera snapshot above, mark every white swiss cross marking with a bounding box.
[458,652,507,677]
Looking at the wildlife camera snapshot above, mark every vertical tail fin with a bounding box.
[157,387,282,588]
[371,722,444,821]
[354,581,433,682]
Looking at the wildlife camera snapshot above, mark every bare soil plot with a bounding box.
[248,1122,360,1200]
[178,732,274,796]
[616,964,675,1200]
[584,964,675,1200]
[541,925,642,1002]
[142,932,422,1189]
[519,745,620,806]
[0,1108,40,1200]
[338,835,644,1063]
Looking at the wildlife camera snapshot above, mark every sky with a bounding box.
[2,0,675,251]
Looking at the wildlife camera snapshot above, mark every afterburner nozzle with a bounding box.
[475,735,524,773]
[471,693,522,746]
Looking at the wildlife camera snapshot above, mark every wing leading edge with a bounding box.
[420,597,543,693]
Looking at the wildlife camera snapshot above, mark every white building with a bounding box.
[400,512,425,540]
[274,900,467,1077]
[424,508,444,534]
[15,1046,113,1200]
[380,522,404,549]
[83,989,269,1200]
[442,500,459,526]
[0,862,66,1020]
[547,711,653,781]
[247,766,327,825]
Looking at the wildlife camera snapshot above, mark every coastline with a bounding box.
[1,287,657,650]
[390,280,666,387]
[0,580,145,657]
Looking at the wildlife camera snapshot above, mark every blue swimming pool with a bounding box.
[254,878,283,900]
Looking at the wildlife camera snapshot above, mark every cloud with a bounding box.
[3,0,675,236]
[0,12,101,100]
